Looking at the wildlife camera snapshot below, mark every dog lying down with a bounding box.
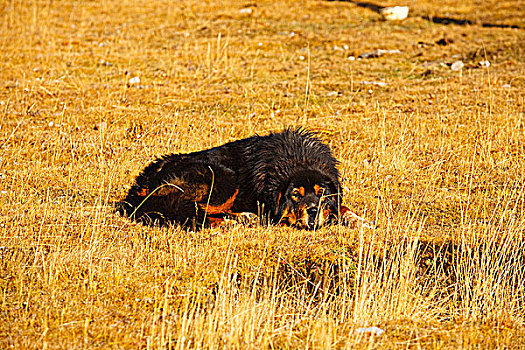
[118,128,371,230]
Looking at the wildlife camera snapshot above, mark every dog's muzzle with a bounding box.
[307,207,319,229]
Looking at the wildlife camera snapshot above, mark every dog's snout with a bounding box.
[307,207,318,217]
[307,207,319,226]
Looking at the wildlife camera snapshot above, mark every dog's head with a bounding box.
[276,169,340,230]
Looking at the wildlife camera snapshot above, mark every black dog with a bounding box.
[119,128,353,229]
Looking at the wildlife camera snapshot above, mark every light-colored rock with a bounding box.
[451,61,464,71]
[127,76,140,85]
[479,60,490,68]
[380,6,409,21]
[356,326,385,336]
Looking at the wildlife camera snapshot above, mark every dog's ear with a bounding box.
[325,180,339,198]
[328,181,343,210]
[274,191,283,216]
[274,184,293,219]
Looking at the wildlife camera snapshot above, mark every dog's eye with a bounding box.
[291,187,304,201]
[313,185,326,196]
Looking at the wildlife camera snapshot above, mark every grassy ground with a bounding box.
[1,0,525,348]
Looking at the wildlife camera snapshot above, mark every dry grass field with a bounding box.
[1,0,525,348]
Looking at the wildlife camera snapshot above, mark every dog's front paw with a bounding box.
[340,206,376,229]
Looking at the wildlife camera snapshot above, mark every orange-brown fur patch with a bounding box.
[282,204,308,229]
[297,204,308,226]
[298,187,305,196]
[136,188,150,196]
[199,189,239,214]
[207,217,226,227]
[321,207,332,225]
[313,184,324,196]
[280,206,297,226]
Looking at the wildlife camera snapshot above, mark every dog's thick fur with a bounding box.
[119,128,351,229]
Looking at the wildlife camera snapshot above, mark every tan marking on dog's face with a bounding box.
[291,187,304,202]
[313,184,325,196]
[199,189,239,214]
[294,204,309,229]
[280,205,297,226]
[281,204,308,229]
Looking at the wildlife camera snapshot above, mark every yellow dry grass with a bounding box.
[1,0,525,348]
